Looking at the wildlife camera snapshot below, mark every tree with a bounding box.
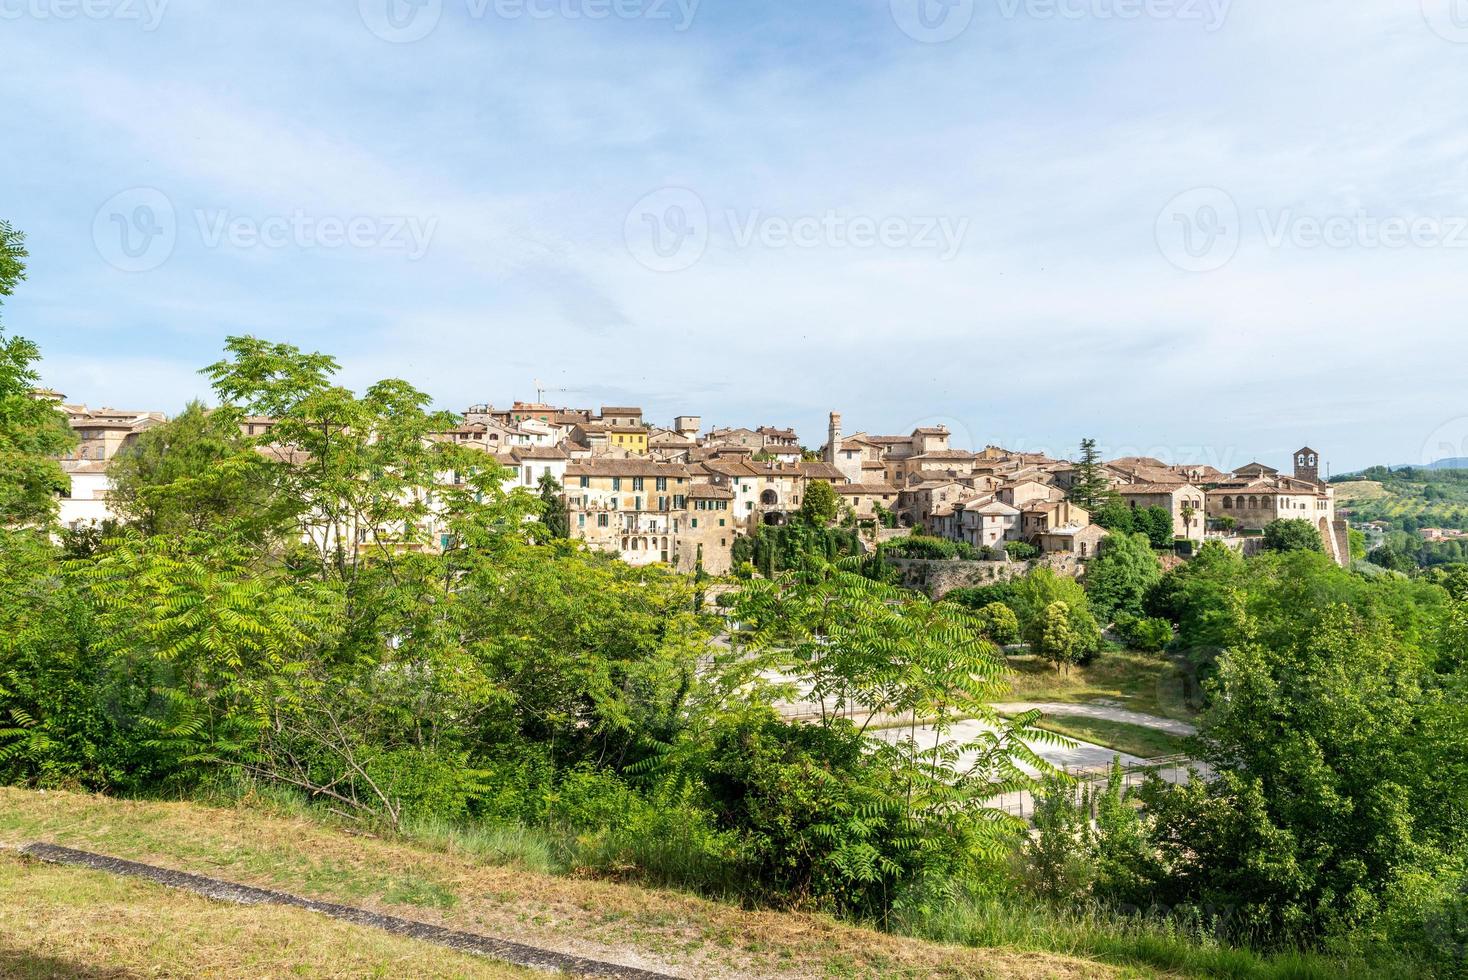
[1083,531,1161,622]
[1068,438,1115,511]
[536,472,568,540]
[1133,506,1175,549]
[800,480,838,526]
[108,401,272,538]
[0,221,76,526]
[1368,544,1416,573]
[1035,601,1080,672]
[731,554,1061,916]
[1091,498,1134,533]
[977,601,1020,645]
[1011,567,1101,662]
[1262,518,1325,553]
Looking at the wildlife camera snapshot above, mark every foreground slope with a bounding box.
[0,788,1121,980]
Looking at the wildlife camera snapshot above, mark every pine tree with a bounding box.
[1068,438,1115,512]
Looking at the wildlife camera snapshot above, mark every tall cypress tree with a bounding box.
[537,472,568,539]
[1069,438,1115,511]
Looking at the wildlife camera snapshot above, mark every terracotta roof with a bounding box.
[687,484,734,499]
[799,462,845,481]
[599,406,642,415]
[844,482,898,494]
[1115,482,1193,494]
[511,446,570,461]
[566,460,690,478]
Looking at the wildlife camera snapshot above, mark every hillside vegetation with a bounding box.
[1335,466,1468,531]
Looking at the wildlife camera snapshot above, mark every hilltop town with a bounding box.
[50,393,1350,572]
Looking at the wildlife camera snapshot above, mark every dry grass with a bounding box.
[0,788,1133,980]
[1332,480,1388,503]
[0,851,539,979]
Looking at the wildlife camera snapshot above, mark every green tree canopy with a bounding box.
[800,479,839,526]
[1262,518,1325,553]
[1083,531,1161,622]
[0,222,75,526]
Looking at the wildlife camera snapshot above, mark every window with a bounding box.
[719,519,726,526]
[634,496,643,511]
[598,514,609,527]
[578,514,586,528]
[579,476,589,488]
[633,477,645,491]
[674,495,686,509]
[656,477,667,491]
[691,518,699,528]
[612,477,622,491]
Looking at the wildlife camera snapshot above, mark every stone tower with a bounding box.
[826,412,842,464]
[1293,446,1320,484]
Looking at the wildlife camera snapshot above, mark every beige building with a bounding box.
[1038,523,1109,558]
[59,404,165,462]
[1114,482,1207,542]
[841,482,899,521]
[564,459,741,573]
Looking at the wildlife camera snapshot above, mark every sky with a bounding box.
[3,0,1467,474]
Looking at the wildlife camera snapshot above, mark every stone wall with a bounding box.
[887,554,1084,598]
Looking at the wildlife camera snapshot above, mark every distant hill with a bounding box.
[1391,458,1468,471]
[1332,465,1468,533]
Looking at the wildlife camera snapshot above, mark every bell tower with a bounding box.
[826,412,842,464]
[1293,446,1320,484]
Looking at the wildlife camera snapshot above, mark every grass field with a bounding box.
[0,788,1121,980]
[1002,652,1201,723]
[0,850,538,979]
[1029,718,1191,760]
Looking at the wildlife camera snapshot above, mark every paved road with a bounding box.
[992,702,1198,737]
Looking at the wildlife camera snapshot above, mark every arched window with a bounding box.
[1248,496,1258,509]
[761,489,778,506]
[1222,496,1232,509]
[1235,495,1244,509]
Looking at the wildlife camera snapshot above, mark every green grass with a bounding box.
[1030,717,1191,759]
[1002,651,1201,722]
[898,895,1421,980]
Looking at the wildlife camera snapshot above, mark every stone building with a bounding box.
[1114,482,1207,543]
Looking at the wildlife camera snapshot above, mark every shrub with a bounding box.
[1006,541,1040,561]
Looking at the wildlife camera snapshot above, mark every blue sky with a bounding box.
[4,0,1467,473]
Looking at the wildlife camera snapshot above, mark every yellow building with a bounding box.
[607,425,648,454]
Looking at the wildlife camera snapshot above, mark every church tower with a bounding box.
[826,412,842,464]
[1293,446,1320,484]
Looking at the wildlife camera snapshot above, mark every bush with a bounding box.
[1113,612,1173,653]
[1006,541,1040,561]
